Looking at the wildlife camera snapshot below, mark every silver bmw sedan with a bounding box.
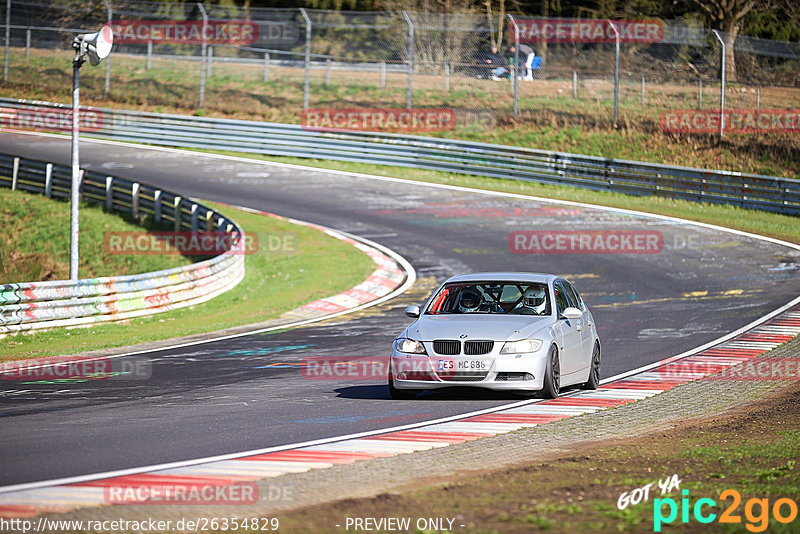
[389,273,601,399]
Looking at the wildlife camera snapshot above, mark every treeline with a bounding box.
[236,0,800,44]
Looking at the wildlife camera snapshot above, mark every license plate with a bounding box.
[438,358,489,372]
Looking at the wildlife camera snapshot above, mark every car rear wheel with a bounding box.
[541,345,561,399]
[582,342,601,390]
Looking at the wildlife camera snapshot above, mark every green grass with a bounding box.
[0,188,192,283]
[1,200,376,360]
[195,150,800,245]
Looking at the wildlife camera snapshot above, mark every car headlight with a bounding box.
[394,338,427,354]
[500,338,543,354]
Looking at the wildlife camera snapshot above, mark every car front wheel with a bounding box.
[388,363,420,400]
[541,345,561,399]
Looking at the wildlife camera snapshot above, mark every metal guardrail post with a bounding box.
[444,63,449,91]
[105,176,113,210]
[131,182,140,219]
[174,196,182,231]
[44,163,52,197]
[25,27,29,57]
[402,11,413,109]
[102,0,111,98]
[154,189,162,222]
[380,60,385,90]
[299,8,311,111]
[197,2,208,109]
[191,203,199,232]
[146,41,152,70]
[712,30,726,139]
[207,45,213,77]
[4,0,10,82]
[11,156,18,190]
[608,21,620,128]
[508,15,519,118]
[263,51,269,82]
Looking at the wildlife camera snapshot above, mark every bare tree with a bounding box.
[691,0,756,81]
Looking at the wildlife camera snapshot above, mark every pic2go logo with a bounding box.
[654,489,799,532]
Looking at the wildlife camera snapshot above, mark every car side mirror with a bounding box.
[560,307,583,320]
[404,305,421,318]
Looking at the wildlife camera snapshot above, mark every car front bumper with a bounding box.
[390,349,549,391]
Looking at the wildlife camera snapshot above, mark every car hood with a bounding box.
[407,314,551,342]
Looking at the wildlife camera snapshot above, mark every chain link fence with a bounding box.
[1,1,799,139]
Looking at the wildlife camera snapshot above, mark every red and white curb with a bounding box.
[1,307,798,518]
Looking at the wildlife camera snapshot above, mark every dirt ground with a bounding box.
[275,381,800,533]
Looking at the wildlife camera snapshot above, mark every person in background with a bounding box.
[483,45,507,80]
[510,44,536,81]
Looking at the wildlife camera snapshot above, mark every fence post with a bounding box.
[45,163,53,198]
[380,60,385,90]
[4,0,10,82]
[205,210,213,231]
[712,30,726,139]
[10,156,18,190]
[573,71,577,98]
[445,63,449,91]
[402,11,413,109]
[207,45,213,77]
[641,75,645,104]
[25,28,30,58]
[263,51,269,81]
[197,2,208,109]
[105,176,113,210]
[299,8,311,110]
[509,15,519,119]
[608,21,620,128]
[756,84,760,113]
[102,0,111,98]
[154,189,162,222]
[324,58,331,86]
[699,79,702,108]
[146,41,152,69]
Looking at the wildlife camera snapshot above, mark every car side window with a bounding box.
[554,281,571,315]
[564,281,585,311]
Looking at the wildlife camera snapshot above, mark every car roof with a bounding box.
[443,272,558,284]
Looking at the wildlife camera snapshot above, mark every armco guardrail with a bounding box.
[0,152,245,334]
[1,98,799,215]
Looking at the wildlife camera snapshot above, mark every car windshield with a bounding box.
[425,282,551,315]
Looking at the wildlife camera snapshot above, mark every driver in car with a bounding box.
[514,286,547,315]
[458,289,482,313]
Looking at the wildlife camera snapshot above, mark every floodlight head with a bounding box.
[74,24,113,66]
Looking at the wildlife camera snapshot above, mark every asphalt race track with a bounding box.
[1,132,799,487]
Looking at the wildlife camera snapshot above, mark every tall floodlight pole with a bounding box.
[70,25,113,281]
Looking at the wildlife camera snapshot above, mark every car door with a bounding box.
[564,280,593,370]
[552,280,583,375]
